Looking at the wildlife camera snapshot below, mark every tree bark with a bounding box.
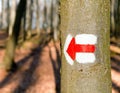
[39,0,45,30]
[36,0,40,35]
[52,0,59,41]
[1,0,5,29]
[8,0,16,36]
[0,0,2,28]
[115,0,120,39]
[110,0,115,37]
[25,0,31,39]
[61,0,111,93]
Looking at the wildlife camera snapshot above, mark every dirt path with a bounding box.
[0,40,61,93]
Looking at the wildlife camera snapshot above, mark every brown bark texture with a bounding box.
[61,0,112,93]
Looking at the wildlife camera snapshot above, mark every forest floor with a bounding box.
[0,40,61,93]
[0,31,120,93]
[0,31,61,93]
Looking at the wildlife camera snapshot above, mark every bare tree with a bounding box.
[1,0,5,29]
[115,0,120,38]
[32,0,37,30]
[1,0,8,29]
[8,0,16,36]
[45,0,52,32]
[39,0,45,30]
[6,0,10,28]
[0,0,26,80]
[25,0,32,38]
[36,0,40,35]
[0,0,2,28]
[52,0,59,41]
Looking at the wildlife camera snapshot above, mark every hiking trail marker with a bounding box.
[64,34,97,65]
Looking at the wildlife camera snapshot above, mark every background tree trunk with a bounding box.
[61,0,112,93]
[0,0,2,28]
[25,0,31,39]
[115,0,120,39]
[1,0,5,29]
[52,0,59,41]
[0,0,26,71]
[8,0,16,36]
[36,0,40,35]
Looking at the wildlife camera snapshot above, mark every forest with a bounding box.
[0,0,120,93]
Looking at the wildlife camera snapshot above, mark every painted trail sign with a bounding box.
[61,0,111,93]
[64,34,97,65]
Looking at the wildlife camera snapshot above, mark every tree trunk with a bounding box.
[0,0,2,28]
[45,0,52,31]
[39,0,45,30]
[1,0,5,29]
[110,0,115,37]
[8,0,16,36]
[36,0,40,35]
[61,0,112,93]
[25,0,31,39]
[115,0,120,39]
[0,0,26,71]
[52,0,59,41]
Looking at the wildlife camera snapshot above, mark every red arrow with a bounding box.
[66,37,95,60]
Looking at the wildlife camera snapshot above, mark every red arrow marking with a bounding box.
[66,37,96,60]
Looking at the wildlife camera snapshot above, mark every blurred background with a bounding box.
[110,0,120,93]
[0,0,119,93]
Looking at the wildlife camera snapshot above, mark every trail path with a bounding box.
[0,38,61,93]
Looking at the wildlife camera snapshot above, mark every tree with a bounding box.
[1,0,6,29]
[115,0,120,39]
[0,0,9,29]
[61,0,111,93]
[52,0,59,41]
[0,0,26,81]
[8,0,16,36]
[25,0,32,39]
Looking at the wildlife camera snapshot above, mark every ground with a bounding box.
[0,31,60,93]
